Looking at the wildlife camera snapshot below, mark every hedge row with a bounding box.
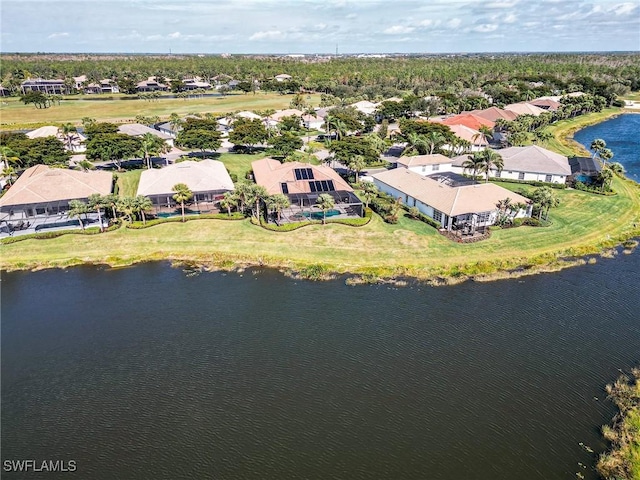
[489,177,567,189]
[126,212,244,229]
[255,209,372,232]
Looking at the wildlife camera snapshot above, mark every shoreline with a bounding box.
[3,109,640,284]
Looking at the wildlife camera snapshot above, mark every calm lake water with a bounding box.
[574,113,640,181]
[2,250,639,479]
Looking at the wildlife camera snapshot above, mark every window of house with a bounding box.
[432,164,440,171]
[294,168,314,180]
[36,207,46,215]
[433,210,442,222]
[495,170,501,178]
[518,172,525,180]
[545,175,552,182]
[281,183,289,194]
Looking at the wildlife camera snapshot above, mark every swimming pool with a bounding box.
[301,209,341,220]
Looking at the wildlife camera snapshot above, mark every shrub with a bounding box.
[490,177,566,189]
[127,212,244,229]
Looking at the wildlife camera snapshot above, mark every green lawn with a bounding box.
[115,170,142,197]
[3,176,639,279]
[0,92,321,130]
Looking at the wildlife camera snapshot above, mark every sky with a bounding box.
[1,0,639,54]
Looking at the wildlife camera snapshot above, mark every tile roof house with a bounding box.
[372,168,531,231]
[21,78,69,95]
[118,124,174,147]
[444,124,490,151]
[252,158,363,215]
[438,113,495,131]
[274,74,293,82]
[136,160,234,214]
[0,165,112,220]
[453,145,571,183]
[26,125,88,153]
[468,107,518,123]
[136,78,168,92]
[528,98,562,111]
[504,102,548,117]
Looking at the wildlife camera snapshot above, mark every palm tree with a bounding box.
[247,184,269,220]
[361,181,378,208]
[267,193,290,222]
[58,123,79,151]
[168,113,182,136]
[598,167,614,192]
[116,196,138,223]
[2,166,17,186]
[219,191,237,216]
[478,149,504,183]
[137,132,163,169]
[347,155,366,183]
[172,183,193,222]
[533,129,552,144]
[0,146,20,169]
[531,186,559,220]
[461,152,484,181]
[75,160,95,172]
[68,200,89,230]
[590,138,606,160]
[403,132,429,156]
[104,193,120,220]
[87,193,107,231]
[608,162,625,175]
[136,195,153,225]
[233,182,253,215]
[315,193,335,224]
[599,148,614,168]
[261,109,277,138]
[423,131,446,155]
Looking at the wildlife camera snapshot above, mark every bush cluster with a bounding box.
[127,212,244,229]
[490,177,567,189]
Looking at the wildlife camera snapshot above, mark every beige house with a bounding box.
[252,158,363,216]
[136,160,234,214]
[0,165,112,221]
[372,168,531,231]
[504,102,548,117]
[27,125,87,153]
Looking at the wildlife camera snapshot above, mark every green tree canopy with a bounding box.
[228,118,268,152]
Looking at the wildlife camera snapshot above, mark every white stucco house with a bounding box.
[395,154,455,175]
[452,145,571,184]
[372,168,531,232]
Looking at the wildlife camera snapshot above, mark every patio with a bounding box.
[0,213,105,238]
[273,191,363,224]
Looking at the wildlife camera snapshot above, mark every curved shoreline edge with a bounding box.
[2,109,640,284]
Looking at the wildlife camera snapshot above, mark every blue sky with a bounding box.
[1,0,639,54]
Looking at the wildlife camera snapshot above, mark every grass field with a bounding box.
[115,170,142,197]
[3,175,639,279]
[0,92,321,129]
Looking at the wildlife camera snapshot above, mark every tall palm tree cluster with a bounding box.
[461,148,504,182]
[67,193,153,230]
[219,182,291,223]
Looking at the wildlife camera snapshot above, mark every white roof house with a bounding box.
[137,160,234,199]
[26,125,87,153]
[395,154,454,175]
[350,100,379,116]
[118,123,174,147]
[452,145,571,184]
[504,102,548,117]
[372,168,530,231]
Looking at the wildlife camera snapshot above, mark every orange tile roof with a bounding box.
[440,113,495,130]
[252,158,353,195]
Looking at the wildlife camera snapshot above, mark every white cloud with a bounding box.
[503,13,517,23]
[383,25,415,34]
[168,31,182,39]
[47,32,69,39]
[472,24,498,32]
[249,30,285,41]
[447,18,462,28]
[484,1,519,8]
[613,3,637,15]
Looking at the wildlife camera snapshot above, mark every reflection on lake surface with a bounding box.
[2,249,639,479]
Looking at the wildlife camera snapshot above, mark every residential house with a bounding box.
[302,112,325,130]
[252,158,363,216]
[504,102,548,117]
[453,145,571,183]
[136,78,168,92]
[274,74,293,82]
[26,125,87,153]
[0,165,112,221]
[372,168,530,232]
[21,78,69,95]
[350,100,379,116]
[468,107,518,123]
[182,77,212,90]
[436,113,495,131]
[528,98,561,111]
[270,109,304,122]
[395,154,454,175]
[136,160,234,214]
[118,124,174,148]
[444,124,490,152]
